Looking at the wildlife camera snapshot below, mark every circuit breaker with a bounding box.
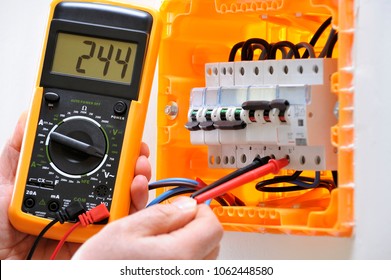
[157,0,354,236]
[186,59,337,171]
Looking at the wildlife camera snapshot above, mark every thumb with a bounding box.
[119,196,197,237]
[0,112,27,183]
[9,111,27,152]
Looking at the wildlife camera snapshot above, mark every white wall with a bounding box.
[0,0,390,259]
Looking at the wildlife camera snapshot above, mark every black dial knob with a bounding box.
[47,116,107,177]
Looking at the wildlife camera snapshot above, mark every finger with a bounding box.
[203,245,221,260]
[146,204,223,259]
[73,198,219,260]
[10,111,27,152]
[121,196,197,237]
[139,142,150,158]
[129,174,149,213]
[134,155,151,182]
[0,112,28,183]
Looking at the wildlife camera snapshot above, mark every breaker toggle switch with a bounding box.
[185,121,201,131]
[199,121,215,131]
[214,120,247,130]
[270,99,289,123]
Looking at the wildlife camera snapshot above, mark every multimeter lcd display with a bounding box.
[52,33,137,84]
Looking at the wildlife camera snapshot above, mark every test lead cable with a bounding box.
[26,219,59,260]
[50,203,110,260]
[26,201,86,260]
[194,158,289,204]
[190,156,271,199]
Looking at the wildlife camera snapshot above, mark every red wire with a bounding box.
[194,158,289,204]
[49,204,110,260]
[50,221,81,260]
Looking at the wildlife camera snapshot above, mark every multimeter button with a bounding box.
[44,92,60,103]
[113,101,127,115]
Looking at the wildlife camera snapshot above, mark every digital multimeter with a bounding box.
[9,0,161,242]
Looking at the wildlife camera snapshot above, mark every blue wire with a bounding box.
[147,178,213,207]
[149,177,199,187]
[146,186,195,207]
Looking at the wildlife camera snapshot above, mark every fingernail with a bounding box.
[171,196,197,212]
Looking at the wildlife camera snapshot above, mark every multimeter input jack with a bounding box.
[23,197,36,209]
[94,185,110,198]
[48,200,61,212]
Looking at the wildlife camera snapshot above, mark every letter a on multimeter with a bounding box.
[8,0,161,242]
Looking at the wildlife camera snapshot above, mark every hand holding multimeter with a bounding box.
[2,0,224,260]
[8,0,162,242]
[1,118,223,259]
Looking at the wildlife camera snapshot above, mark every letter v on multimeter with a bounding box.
[8,0,161,242]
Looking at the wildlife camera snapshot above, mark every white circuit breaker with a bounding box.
[186,58,337,171]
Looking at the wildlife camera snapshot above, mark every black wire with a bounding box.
[289,42,316,58]
[257,184,310,192]
[255,170,302,189]
[250,44,266,60]
[326,32,338,58]
[214,196,230,206]
[310,16,332,45]
[332,170,338,187]
[256,181,335,192]
[229,16,333,61]
[191,155,271,199]
[269,41,300,59]
[259,47,269,60]
[256,171,336,193]
[228,41,245,62]
[240,38,271,61]
[233,195,246,206]
[318,28,337,58]
[26,219,59,260]
[302,16,332,58]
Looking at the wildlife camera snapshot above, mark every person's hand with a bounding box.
[0,112,152,260]
[1,112,224,260]
[72,196,223,260]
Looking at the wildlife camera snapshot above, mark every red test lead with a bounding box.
[194,158,289,204]
[50,204,110,260]
[78,203,110,227]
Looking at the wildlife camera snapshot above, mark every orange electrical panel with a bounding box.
[156,0,354,236]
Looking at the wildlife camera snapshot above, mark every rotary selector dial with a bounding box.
[46,116,108,178]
